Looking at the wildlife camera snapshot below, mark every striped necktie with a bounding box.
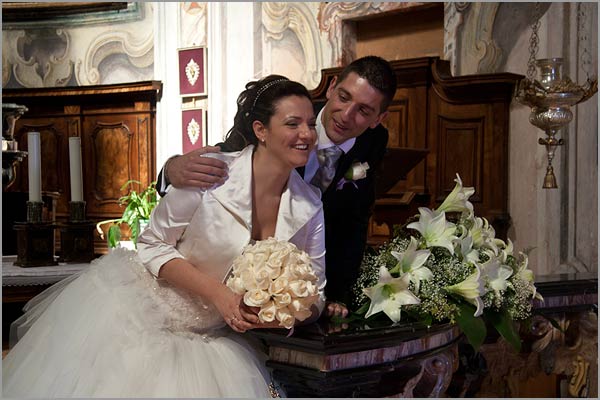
[310,146,343,192]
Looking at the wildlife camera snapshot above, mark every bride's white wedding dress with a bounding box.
[2,146,326,398]
[3,249,273,398]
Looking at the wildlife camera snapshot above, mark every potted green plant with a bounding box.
[96,180,159,248]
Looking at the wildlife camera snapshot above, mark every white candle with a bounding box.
[27,131,42,202]
[69,136,84,202]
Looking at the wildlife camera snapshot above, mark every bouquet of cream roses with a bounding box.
[226,238,320,329]
[349,174,541,351]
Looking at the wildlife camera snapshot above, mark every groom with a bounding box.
[158,56,396,315]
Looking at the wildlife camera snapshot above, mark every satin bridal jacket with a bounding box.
[136,145,327,329]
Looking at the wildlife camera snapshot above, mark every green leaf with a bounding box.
[456,302,487,352]
[109,180,159,245]
[120,179,142,191]
[107,224,121,248]
[130,220,139,246]
[486,311,522,352]
[543,315,566,333]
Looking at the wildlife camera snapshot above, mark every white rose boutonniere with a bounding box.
[337,161,370,190]
[226,238,320,329]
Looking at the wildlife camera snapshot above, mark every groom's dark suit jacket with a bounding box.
[157,122,388,306]
[300,125,388,305]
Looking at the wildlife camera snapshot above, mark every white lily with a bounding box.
[469,216,499,255]
[515,252,543,301]
[390,237,432,294]
[407,208,457,254]
[436,174,475,214]
[445,266,486,317]
[480,258,513,295]
[454,235,480,264]
[363,266,420,323]
[499,238,514,264]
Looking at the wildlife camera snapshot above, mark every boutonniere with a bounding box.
[336,161,370,190]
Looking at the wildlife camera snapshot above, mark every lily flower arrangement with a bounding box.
[349,174,541,351]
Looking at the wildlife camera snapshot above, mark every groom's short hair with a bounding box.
[337,56,397,113]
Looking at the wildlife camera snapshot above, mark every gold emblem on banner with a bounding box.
[185,58,200,86]
[187,118,200,145]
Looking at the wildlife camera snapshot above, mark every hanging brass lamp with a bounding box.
[515,3,597,188]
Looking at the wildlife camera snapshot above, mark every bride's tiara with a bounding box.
[251,78,289,111]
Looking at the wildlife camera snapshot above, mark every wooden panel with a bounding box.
[383,100,408,148]
[435,116,484,204]
[84,118,136,215]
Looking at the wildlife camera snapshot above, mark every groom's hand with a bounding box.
[167,146,228,189]
[326,301,348,318]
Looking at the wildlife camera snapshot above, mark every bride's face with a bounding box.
[255,95,317,169]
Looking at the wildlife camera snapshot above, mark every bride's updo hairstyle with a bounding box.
[222,75,312,151]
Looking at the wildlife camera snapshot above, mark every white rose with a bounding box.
[290,295,319,312]
[274,292,292,307]
[298,251,311,265]
[276,240,295,252]
[291,308,313,322]
[253,266,272,290]
[344,162,369,180]
[242,252,254,264]
[240,268,258,290]
[253,238,276,254]
[225,276,246,295]
[252,252,269,269]
[230,257,245,274]
[285,253,300,268]
[258,301,277,323]
[276,307,295,329]
[305,280,319,296]
[267,250,287,270]
[288,280,310,297]
[264,237,279,247]
[286,263,313,280]
[244,289,271,307]
[268,276,289,296]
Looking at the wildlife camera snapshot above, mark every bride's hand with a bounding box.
[239,303,260,324]
[214,287,255,333]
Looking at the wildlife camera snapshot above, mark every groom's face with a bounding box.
[322,72,388,145]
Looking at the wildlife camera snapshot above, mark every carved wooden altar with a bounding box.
[310,57,522,244]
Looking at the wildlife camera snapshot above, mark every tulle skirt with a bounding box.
[2,248,273,398]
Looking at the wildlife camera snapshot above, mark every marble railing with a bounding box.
[251,319,462,397]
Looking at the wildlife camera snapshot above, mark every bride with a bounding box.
[2,75,326,398]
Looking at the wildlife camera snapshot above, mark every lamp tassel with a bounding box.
[543,165,558,189]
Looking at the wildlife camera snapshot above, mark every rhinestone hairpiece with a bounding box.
[251,78,288,111]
